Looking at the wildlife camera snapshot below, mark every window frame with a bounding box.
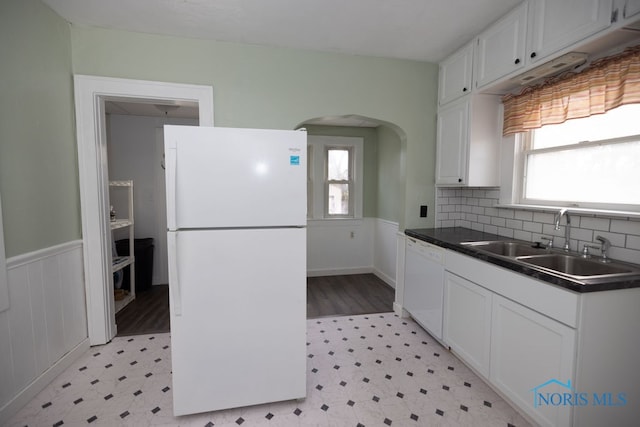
[307,135,364,220]
[324,146,354,218]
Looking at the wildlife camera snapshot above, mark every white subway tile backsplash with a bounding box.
[609,247,640,263]
[579,217,610,232]
[498,227,515,238]
[569,227,593,243]
[627,235,640,251]
[514,211,533,221]
[478,215,492,225]
[472,206,485,215]
[491,217,506,227]
[506,219,523,230]
[479,198,494,207]
[435,187,640,264]
[458,220,471,229]
[484,225,498,234]
[471,222,485,232]
[533,212,555,225]
[498,209,515,219]
[591,231,626,248]
[611,219,640,236]
[514,230,533,242]
[484,207,499,217]
[523,221,543,233]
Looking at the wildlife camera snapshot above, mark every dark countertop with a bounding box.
[405,227,640,293]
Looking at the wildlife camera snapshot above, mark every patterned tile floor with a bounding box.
[7,313,531,426]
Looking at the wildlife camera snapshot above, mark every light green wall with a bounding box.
[70,26,439,230]
[0,0,80,257]
[377,125,403,222]
[304,125,379,217]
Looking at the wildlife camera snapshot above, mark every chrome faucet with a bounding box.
[595,235,611,263]
[554,208,571,251]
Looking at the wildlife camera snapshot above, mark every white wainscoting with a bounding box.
[373,219,399,288]
[307,218,398,288]
[0,241,89,425]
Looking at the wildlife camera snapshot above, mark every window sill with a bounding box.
[495,203,640,219]
[307,218,364,226]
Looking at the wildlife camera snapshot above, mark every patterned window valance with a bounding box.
[502,45,640,136]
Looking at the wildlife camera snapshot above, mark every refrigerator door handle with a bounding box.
[166,147,178,230]
[167,232,182,316]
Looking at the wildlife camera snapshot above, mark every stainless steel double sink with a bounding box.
[460,240,640,284]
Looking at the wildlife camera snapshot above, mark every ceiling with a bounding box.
[42,0,520,63]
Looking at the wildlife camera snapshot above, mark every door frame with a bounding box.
[74,75,214,345]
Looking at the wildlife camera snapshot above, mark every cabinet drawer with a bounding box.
[445,250,579,328]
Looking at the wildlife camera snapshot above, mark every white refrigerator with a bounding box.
[164,125,307,416]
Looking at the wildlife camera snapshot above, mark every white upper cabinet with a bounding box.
[436,94,501,187]
[527,0,613,64]
[475,2,528,89]
[438,42,474,106]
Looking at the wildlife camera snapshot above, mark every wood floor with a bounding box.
[306,274,395,318]
[115,285,170,336]
[115,274,396,336]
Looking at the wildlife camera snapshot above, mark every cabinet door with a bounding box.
[438,42,473,106]
[436,98,468,185]
[404,239,444,340]
[490,295,575,427]
[475,2,527,88]
[527,0,612,63]
[443,272,492,378]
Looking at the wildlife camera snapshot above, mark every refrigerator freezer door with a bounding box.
[165,125,306,230]
[169,228,307,415]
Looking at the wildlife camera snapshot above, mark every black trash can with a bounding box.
[116,238,154,292]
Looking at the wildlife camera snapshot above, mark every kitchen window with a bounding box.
[307,135,363,220]
[519,103,640,211]
[502,45,640,213]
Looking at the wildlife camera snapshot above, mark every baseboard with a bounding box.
[307,267,373,277]
[393,301,409,318]
[372,268,395,289]
[0,338,90,425]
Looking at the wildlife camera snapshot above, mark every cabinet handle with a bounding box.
[530,52,537,59]
[458,178,463,183]
[514,58,520,64]
[462,87,467,92]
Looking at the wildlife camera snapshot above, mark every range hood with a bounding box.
[512,52,588,86]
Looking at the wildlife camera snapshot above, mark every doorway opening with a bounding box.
[74,75,213,345]
[105,100,199,336]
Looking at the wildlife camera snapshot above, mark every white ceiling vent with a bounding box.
[512,52,588,86]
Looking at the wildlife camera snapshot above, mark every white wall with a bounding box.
[107,114,198,286]
[307,218,398,287]
[0,242,88,425]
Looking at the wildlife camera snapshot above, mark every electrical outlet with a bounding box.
[420,205,428,218]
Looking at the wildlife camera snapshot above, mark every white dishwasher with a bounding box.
[404,236,445,340]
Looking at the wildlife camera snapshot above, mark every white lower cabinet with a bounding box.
[443,272,492,378]
[490,294,575,427]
